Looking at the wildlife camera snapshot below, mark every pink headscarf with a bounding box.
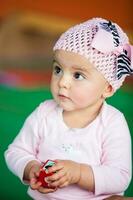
[53,17,133,91]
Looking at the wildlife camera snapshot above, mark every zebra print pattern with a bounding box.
[100,21,120,47]
[117,50,133,79]
[100,20,133,79]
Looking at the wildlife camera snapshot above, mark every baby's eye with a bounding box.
[74,72,85,80]
[53,66,63,76]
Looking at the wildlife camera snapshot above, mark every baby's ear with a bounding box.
[103,84,114,98]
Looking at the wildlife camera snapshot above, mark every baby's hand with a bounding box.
[24,160,57,194]
[23,160,41,190]
[45,160,81,188]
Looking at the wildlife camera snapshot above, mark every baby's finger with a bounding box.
[30,178,42,190]
[48,176,67,188]
[35,171,40,177]
[59,181,69,188]
[48,162,64,174]
[38,186,57,194]
[45,173,65,183]
[29,169,37,180]
[46,169,66,183]
[29,166,40,180]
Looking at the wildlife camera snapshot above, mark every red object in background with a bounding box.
[38,160,55,188]
[0,69,51,88]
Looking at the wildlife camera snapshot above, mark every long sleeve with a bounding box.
[4,106,42,181]
[92,113,132,195]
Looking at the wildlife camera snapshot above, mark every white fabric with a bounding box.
[5,100,132,200]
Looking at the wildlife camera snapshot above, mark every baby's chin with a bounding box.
[59,104,74,112]
[58,102,76,112]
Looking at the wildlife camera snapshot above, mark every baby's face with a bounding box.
[50,50,109,112]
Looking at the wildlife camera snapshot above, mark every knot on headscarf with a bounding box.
[91,20,133,79]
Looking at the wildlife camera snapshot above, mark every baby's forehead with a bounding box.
[53,49,95,70]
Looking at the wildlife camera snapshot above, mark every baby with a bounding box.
[5,17,133,200]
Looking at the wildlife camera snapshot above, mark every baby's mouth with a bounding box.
[58,94,69,100]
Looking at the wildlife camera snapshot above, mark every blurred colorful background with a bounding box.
[0,0,133,199]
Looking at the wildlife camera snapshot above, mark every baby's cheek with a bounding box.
[72,90,89,106]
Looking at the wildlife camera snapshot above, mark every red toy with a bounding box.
[38,160,55,188]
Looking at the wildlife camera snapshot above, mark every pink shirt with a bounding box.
[5,100,132,200]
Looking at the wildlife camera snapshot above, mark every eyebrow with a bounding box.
[53,59,61,66]
[53,59,90,73]
[71,66,89,73]
[53,59,57,63]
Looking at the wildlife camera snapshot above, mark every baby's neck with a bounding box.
[63,101,104,129]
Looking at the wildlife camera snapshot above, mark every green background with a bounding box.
[0,85,133,199]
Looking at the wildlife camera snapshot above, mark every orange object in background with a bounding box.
[0,0,132,30]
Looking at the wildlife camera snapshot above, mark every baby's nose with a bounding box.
[58,74,71,89]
